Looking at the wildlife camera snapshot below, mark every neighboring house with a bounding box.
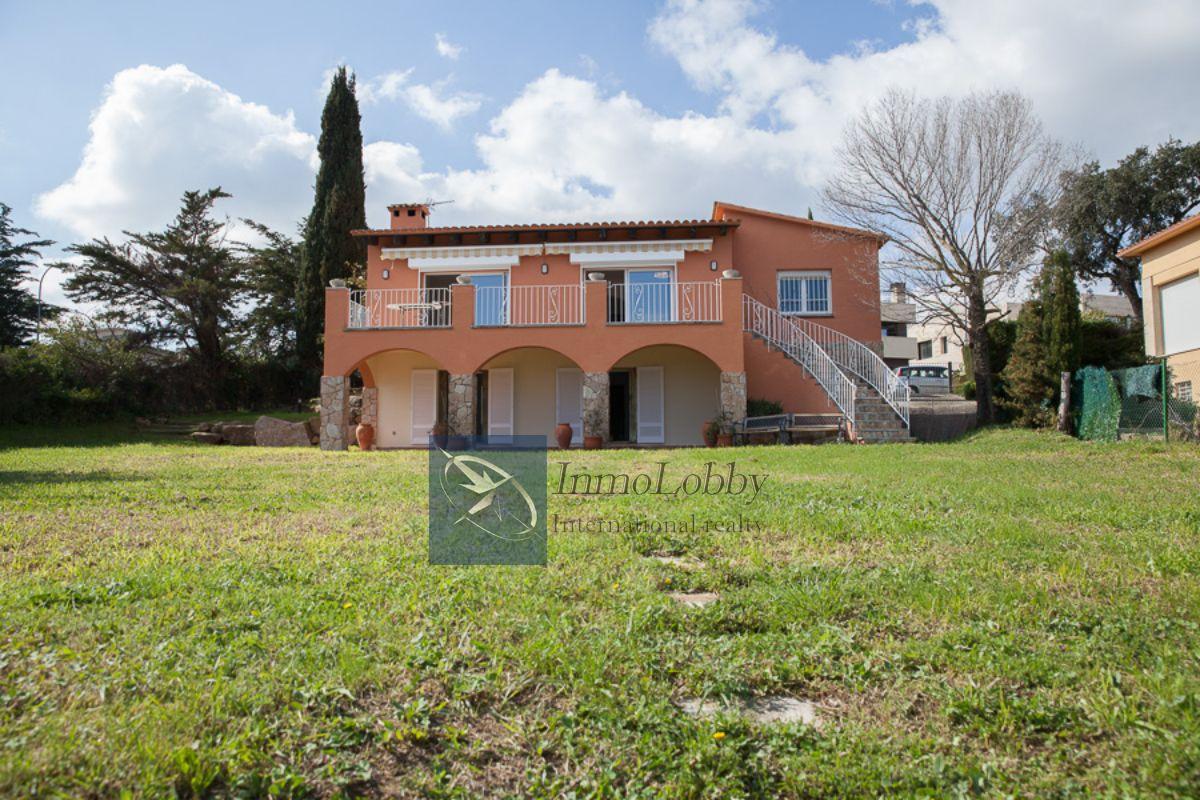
[1002,292,1137,327]
[319,201,912,448]
[907,292,1138,374]
[1119,214,1200,401]
[907,317,963,372]
[879,282,918,368]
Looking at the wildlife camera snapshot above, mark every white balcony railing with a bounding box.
[606,280,722,324]
[347,288,452,329]
[474,284,585,326]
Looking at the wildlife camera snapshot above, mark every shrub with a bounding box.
[746,397,784,417]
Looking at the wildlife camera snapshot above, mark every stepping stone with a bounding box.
[668,591,720,608]
[649,554,704,571]
[677,695,822,728]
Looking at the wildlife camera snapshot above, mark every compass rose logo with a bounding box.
[436,447,539,542]
[428,436,547,565]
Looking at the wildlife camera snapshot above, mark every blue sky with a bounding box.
[1,0,920,225]
[2,0,1198,308]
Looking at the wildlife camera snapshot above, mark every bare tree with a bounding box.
[824,89,1064,423]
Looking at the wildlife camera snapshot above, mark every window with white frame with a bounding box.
[778,271,832,315]
[1176,381,1193,402]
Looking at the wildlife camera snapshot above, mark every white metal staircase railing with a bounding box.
[742,295,857,428]
[786,315,910,426]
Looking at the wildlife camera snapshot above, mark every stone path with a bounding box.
[677,696,823,728]
[667,591,720,608]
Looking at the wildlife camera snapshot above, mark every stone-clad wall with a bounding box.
[320,376,349,451]
[447,374,475,437]
[720,371,747,421]
[582,371,610,442]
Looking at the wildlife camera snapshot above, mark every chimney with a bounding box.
[889,281,907,304]
[388,203,431,231]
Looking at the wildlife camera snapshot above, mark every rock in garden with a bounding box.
[677,696,822,728]
[254,416,313,447]
[194,422,213,433]
[668,591,720,608]
[222,423,256,446]
[189,431,223,445]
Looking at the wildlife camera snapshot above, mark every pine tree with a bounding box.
[1040,249,1081,380]
[296,66,366,376]
[1001,273,1055,427]
[0,203,53,347]
[64,189,244,408]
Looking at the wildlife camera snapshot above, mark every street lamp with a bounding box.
[36,264,58,344]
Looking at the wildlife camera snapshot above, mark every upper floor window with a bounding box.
[778,271,831,316]
[917,340,933,360]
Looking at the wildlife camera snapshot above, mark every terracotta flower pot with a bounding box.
[583,435,603,450]
[555,423,573,449]
[355,423,375,451]
[702,423,718,448]
[716,433,734,447]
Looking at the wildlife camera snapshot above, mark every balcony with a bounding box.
[345,280,724,330]
[605,280,723,324]
[348,288,452,329]
[324,275,746,391]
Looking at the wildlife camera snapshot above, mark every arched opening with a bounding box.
[476,347,586,446]
[610,344,722,446]
[360,348,448,448]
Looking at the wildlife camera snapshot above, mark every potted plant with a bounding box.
[583,434,603,450]
[555,422,573,449]
[715,412,735,447]
[701,418,720,447]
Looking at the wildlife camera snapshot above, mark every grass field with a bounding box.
[1,428,1199,798]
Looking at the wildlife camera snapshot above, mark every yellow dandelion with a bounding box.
[342,602,354,609]
[713,731,726,740]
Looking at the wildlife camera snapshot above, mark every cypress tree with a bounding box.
[296,67,366,377]
[1001,272,1055,427]
[1040,249,1081,380]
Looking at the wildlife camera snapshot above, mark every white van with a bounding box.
[897,365,951,394]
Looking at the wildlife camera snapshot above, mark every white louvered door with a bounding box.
[488,368,514,442]
[636,366,665,444]
[410,369,438,445]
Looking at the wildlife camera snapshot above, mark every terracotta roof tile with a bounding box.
[1118,213,1200,258]
[352,218,738,237]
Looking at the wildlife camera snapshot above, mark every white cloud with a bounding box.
[435,33,463,60]
[37,1,1200,250]
[36,64,316,240]
[358,70,481,130]
[649,0,1200,171]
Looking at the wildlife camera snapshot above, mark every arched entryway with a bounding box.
[609,344,724,446]
[358,348,448,449]
[474,347,587,446]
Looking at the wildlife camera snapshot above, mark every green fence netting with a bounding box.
[1073,367,1120,441]
[1073,364,1198,441]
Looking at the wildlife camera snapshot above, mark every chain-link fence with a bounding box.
[1072,364,1197,442]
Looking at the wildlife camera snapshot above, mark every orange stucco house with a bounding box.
[319,201,911,449]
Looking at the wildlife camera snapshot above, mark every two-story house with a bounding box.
[319,201,911,448]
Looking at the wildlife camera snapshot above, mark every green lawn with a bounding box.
[1,429,1199,798]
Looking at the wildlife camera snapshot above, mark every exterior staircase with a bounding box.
[742,294,911,444]
[850,376,914,443]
